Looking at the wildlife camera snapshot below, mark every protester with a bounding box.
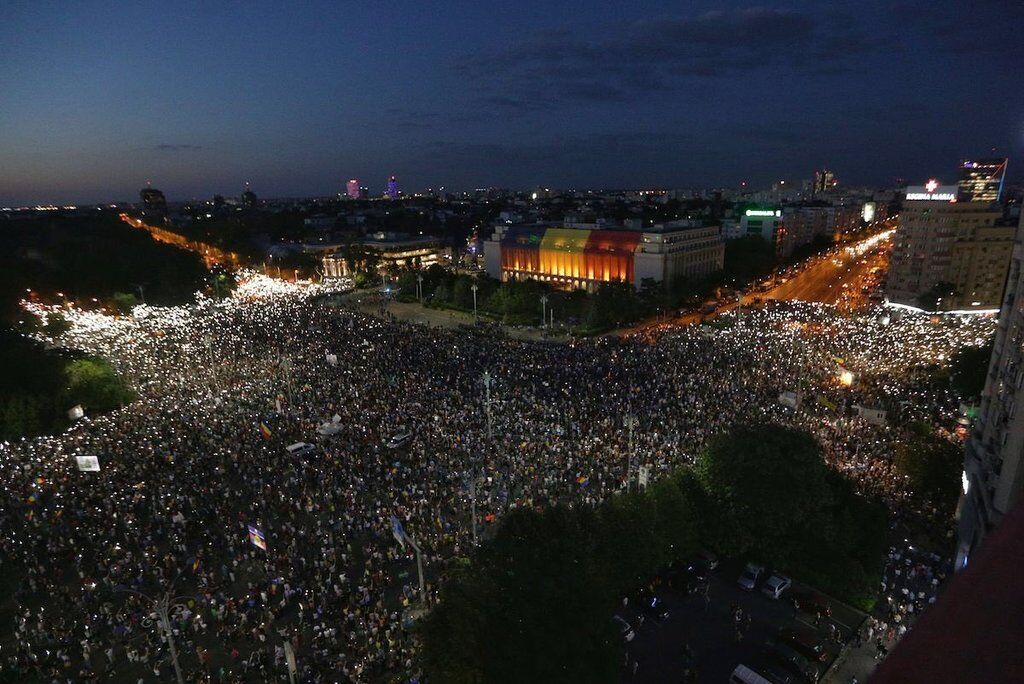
[0,274,990,681]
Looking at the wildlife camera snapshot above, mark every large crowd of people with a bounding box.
[0,274,994,682]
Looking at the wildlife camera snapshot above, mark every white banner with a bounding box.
[75,455,100,472]
[67,405,84,421]
[638,466,650,489]
[778,391,799,409]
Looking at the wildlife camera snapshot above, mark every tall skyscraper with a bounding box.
[139,186,168,223]
[958,158,1008,203]
[813,169,836,195]
[386,175,399,200]
[958,209,1024,570]
[887,181,1011,311]
[346,179,360,199]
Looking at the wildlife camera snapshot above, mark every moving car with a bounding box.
[611,615,635,642]
[762,574,792,599]
[738,563,764,591]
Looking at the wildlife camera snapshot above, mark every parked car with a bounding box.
[792,591,832,620]
[738,563,764,590]
[778,628,829,663]
[386,430,413,449]
[768,643,820,683]
[612,615,635,642]
[762,574,792,599]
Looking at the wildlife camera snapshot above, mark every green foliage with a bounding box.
[696,426,834,559]
[0,212,208,323]
[63,358,135,412]
[894,422,964,513]
[110,291,138,314]
[42,312,72,337]
[421,475,702,682]
[695,424,887,610]
[949,342,993,400]
[0,331,133,440]
[207,265,239,299]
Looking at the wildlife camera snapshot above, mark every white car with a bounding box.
[612,615,635,642]
[762,574,792,599]
[738,563,764,591]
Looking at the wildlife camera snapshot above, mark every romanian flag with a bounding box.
[576,475,590,488]
[259,422,272,440]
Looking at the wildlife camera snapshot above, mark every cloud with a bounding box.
[454,8,869,108]
[155,144,202,151]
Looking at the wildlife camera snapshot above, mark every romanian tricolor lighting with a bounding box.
[500,226,641,286]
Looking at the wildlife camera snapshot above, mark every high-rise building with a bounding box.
[813,169,836,195]
[958,209,1024,571]
[139,186,168,223]
[886,181,1011,311]
[958,158,1008,203]
[346,179,360,200]
[386,175,399,200]
[241,186,258,210]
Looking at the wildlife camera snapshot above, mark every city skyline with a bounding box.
[2,0,1022,206]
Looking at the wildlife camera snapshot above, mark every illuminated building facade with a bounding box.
[958,158,1008,203]
[346,179,360,199]
[483,224,723,291]
[887,183,1010,310]
[321,232,446,277]
[958,210,1024,571]
[386,175,399,199]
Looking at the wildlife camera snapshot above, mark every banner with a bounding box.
[247,524,267,551]
[778,391,798,409]
[326,353,338,367]
[75,456,100,472]
[638,466,650,489]
[816,395,838,411]
[853,405,887,426]
[67,405,84,421]
[390,515,407,549]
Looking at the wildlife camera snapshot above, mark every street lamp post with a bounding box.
[624,412,637,492]
[482,370,493,442]
[540,295,548,329]
[471,283,479,320]
[416,274,424,302]
[116,582,197,684]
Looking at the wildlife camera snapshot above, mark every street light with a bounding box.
[624,412,637,492]
[540,295,548,329]
[470,283,479,320]
[482,370,493,442]
[416,274,424,302]
[115,579,199,684]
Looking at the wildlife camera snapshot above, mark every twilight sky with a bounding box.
[1,0,1022,205]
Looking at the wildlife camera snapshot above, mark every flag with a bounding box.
[389,515,407,549]
[247,525,267,551]
[259,422,272,440]
[192,557,202,573]
[27,493,38,505]
[576,475,590,488]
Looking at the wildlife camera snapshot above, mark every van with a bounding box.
[730,664,775,684]
[386,431,413,449]
[285,442,316,458]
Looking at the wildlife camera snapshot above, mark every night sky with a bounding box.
[2,0,1022,205]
